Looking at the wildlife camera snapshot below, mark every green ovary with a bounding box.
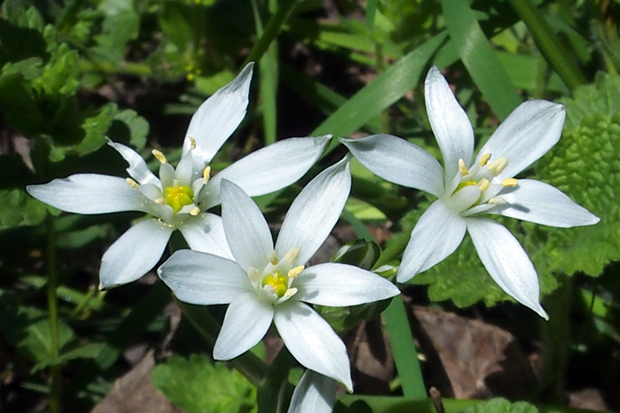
[164,185,194,213]
[262,271,288,298]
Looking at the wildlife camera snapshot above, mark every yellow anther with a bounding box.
[487,157,509,175]
[488,197,506,205]
[249,267,261,284]
[203,166,211,184]
[190,206,200,216]
[155,198,166,204]
[479,153,491,166]
[502,178,518,187]
[287,266,305,279]
[269,251,279,266]
[458,159,469,175]
[284,247,301,263]
[478,178,490,192]
[152,149,167,164]
[189,136,197,150]
[126,178,139,189]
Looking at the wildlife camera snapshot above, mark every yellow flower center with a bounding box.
[261,271,288,298]
[164,184,194,213]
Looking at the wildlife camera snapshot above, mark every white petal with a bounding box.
[27,174,162,216]
[466,218,548,319]
[274,301,353,391]
[175,149,195,185]
[158,249,251,304]
[397,200,467,283]
[275,156,351,267]
[107,140,161,187]
[202,136,331,209]
[178,213,234,259]
[178,212,234,260]
[287,371,336,413]
[425,66,474,183]
[492,179,600,228]
[213,292,274,360]
[99,218,173,289]
[184,63,254,170]
[478,100,565,179]
[221,180,274,271]
[340,134,444,198]
[295,263,399,306]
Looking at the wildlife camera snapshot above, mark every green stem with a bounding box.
[176,299,267,387]
[507,0,586,91]
[46,215,61,413]
[372,230,410,270]
[243,0,299,66]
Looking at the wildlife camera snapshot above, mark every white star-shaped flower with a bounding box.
[341,66,599,319]
[27,63,330,289]
[158,156,400,390]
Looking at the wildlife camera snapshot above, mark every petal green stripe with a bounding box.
[442,0,522,120]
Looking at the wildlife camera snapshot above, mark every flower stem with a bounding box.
[46,215,61,413]
[257,347,295,413]
[507,0,586,91]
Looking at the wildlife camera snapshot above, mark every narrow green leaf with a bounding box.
[442,0,521,119]
[366,0,378,32]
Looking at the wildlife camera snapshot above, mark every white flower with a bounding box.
[340,66,600,319]
[287,370,336,413]
[157,157,400,390]
[27,63,330,289]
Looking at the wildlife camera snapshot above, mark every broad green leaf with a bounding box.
[93,0,139,63]
[0,189,49,229]
[531,72,620,276]
[151,354,257,413]
[442,0,521,120]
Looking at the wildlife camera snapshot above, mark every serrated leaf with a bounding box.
[94,0,139,63]
[32,342,106,373]
[112,108,150,151]
[461,398,538,413]
[0,189,49,229]
[151,354,257,413]
[532,73,620,276]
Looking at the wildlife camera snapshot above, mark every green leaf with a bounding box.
[0,189,49,229]
[93,0,139,63]
[151,354,257,413]
[32,342,106,373]
[531,72,620,276]
[0,306,74,363]
[461,398,538,413]
[442,0,521,120]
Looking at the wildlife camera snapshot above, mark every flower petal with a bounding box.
[492,179,600,228]
[287,371,336,413]
[340,134,444,197]
[397,200,467,283]
[425,66,474,183]
[202,135,331,209]
[295,263,399,306]
[99,218,173,289]
[158,249,251,304]
[178,213,234,259]
[275,156,351,267]
[478,100,565,179]
[107,140,161,187]
[466,218,548,319]
[27,174,162,216]
[184,63,254,170]
[213,292,274,360]
[221,180,274,271]
[275,301,352,391]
